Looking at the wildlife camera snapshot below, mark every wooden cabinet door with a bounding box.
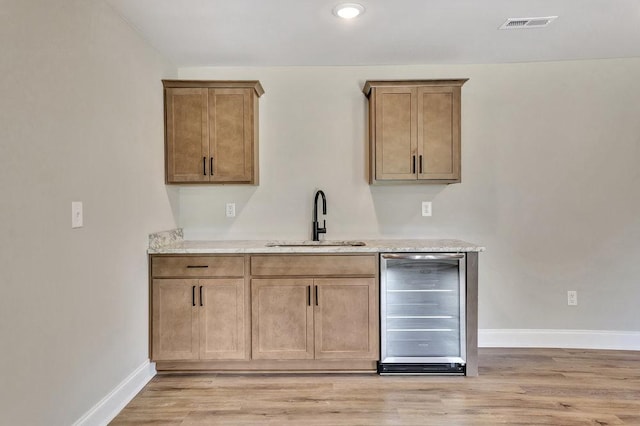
[417,86,461,181]
[374,87,418,181]
[251,279,314,360]
[152,279,199,361]
[165,88,209,183]
[208,88,254,183]
[313,278,378,360]
[199,279,249,360]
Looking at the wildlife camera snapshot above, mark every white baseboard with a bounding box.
[73,360,156,426]
[479,329,640,350]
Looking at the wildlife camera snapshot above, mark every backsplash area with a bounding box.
[149,228,183,249]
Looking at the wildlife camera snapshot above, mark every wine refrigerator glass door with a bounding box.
[380,253,466,366]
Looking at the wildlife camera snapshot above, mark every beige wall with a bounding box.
[179,59,640,332]
[0,0,177,424]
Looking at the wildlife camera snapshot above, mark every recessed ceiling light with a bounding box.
[333,3,365,19]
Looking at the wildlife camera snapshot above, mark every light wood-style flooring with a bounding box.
[111,348,640,425]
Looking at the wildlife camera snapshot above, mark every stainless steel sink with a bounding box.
[265,240,366,247]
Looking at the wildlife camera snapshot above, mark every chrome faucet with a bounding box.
[312,190,327,241]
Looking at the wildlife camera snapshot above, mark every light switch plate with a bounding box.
[421,201,432,217]
[71,201,83,228]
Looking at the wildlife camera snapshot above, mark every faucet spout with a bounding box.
[312,190,327,241]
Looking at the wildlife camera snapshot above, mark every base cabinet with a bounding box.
[149,251,477,374]
[251,278,377,361]
[150,253,379,372]
[152,278,248,361]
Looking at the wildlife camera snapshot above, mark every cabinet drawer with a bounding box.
[250,255,376,277]
[152,256,244,278]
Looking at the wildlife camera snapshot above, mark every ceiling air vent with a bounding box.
[499,16,558,30]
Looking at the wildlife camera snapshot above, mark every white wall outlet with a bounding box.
[71,201,83,228]
[225,203,236,218]
[421,201,432,217]
[567,290,578,306]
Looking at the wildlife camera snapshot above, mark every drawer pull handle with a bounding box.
[382,253,464,260]
[186,265,209,268]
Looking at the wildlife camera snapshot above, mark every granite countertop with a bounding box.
[148,229,485,254]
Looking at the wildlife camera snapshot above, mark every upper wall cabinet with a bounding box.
[163,80,264,184]
[363,80,467,184]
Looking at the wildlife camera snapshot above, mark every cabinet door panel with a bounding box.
[152,279,199,360]
[417,86,460,181]
[251,279,314,360]
[375,87,417,180]
[165,88,209,182]
[209,88,253,182]
[314,278,378,360]
[199,279,248,360]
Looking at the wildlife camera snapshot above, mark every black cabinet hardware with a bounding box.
[192,286,196,306]
[419,155,423,174]
[412,155,416,174]
[203,157,206,175]
[315,286,318,306]
[199,286,203,306]
[210,157,214,176]
[187,265,208,269]
[307,285,311,306]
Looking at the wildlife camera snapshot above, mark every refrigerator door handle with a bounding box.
[381,253,464,260]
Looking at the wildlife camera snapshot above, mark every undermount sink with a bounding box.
[265,240,366,247]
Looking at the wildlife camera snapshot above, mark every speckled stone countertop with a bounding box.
[148,230,485,254]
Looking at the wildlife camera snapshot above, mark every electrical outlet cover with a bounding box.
[225,203,236,218]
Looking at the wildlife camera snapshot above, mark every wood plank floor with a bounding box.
[111,348,640,425]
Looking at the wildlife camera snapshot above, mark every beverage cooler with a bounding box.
[379,253,466,375]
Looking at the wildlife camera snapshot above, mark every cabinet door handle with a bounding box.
[307,285,311,306]
[210,157,214,176]
[187,265,208,269]
[412,155,416,174]
[192,285,196,307]
[419,155,423,174]
[199,286,203,306]
[315,285,319,306]
[203,157,206,175]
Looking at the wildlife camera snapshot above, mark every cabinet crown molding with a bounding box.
[162,80,265,97]
[363,79,468,96]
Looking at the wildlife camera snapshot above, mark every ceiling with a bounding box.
[105,0,640,67]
